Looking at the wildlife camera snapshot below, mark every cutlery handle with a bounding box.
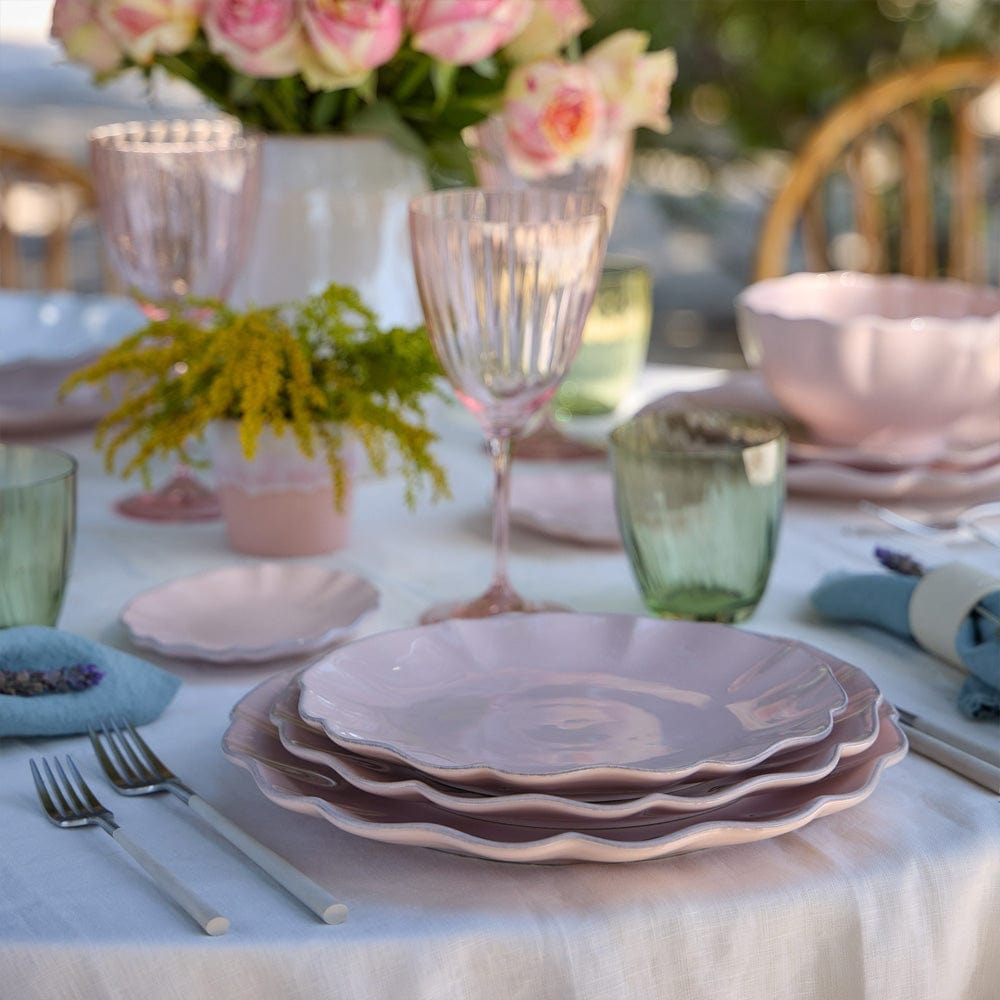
[111,829,229,936]
[901,723,1000,794]
[187,794,348,924]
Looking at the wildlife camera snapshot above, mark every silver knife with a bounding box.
[898,719,1000,793]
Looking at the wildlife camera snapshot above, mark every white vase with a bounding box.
[230,134,428,327]
[207,422,353,558]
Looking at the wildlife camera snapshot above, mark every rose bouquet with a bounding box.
[51,0,676,179]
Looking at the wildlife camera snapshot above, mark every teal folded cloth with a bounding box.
[811,574,1000,721]
[0,626,181,738]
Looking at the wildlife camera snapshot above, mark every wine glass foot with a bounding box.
[419,584,570,625]
[115,471,221,522]
[516,418,606,462]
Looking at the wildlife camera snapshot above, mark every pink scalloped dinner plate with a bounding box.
[509,472,622,548]
[121,562,379,663]
[296,614,849,792]
[222,685,905,864]
[254,648,880,825]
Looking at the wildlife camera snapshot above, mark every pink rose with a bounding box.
[405,0,532,66]
[203,0,304,78]
[102,0,204,64]
[300,0,403,91]
[585,30,677,134]
[503,0,591,63]
[50,0,125,74]
[499,59,604,179]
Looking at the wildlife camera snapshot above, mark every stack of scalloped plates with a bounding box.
[222,614,905,863]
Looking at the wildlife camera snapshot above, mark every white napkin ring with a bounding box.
[908,562,1000,669]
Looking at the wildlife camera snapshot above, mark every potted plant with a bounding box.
[62,283,450,556]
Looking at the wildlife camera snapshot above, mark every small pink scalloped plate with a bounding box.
[120,562,379,663]
[509,472,622,548]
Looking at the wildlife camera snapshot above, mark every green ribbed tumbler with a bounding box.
[0,445,77,627]
[610,409,786,623]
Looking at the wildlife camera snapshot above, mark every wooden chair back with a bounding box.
[753,54,1000,283]
[0,137,100,290]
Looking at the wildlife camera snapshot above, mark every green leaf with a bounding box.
[429,61,458,114]
[427,138,476,188]
[227,73,257,104]
[392,56,431,103]
[308,89,343,131]
[356,72,377,104]
[346,102,430,163]
[469,57,499,80]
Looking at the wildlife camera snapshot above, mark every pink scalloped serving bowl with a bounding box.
[734,271,1000,455]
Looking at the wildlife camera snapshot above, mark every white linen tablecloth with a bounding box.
[1,366,997,1000]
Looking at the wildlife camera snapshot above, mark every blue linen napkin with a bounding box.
[810,574,1000,720]
[0,626,181,738]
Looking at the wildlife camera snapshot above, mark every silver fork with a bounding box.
[30,755,229,936]
[90,719,347,925]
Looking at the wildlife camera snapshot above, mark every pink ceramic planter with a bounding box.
[208,422,352,557]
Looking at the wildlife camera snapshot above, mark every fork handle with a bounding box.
[187,795,348,924]
[111,829,229,936]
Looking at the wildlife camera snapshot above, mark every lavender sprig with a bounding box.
[874,546,1000,631]
[0,663,104,697]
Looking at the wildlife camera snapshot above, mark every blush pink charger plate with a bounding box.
[222,614,905,864]
[121,563,379,663]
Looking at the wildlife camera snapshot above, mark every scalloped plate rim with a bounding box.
[120,562,380,663]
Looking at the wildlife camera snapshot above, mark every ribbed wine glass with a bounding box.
[88,118,261,520]
[409,188,607,623]
[465,119,633,460]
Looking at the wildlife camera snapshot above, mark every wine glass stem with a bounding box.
[487,435,516,599]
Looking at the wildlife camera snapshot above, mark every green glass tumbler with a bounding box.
[0,445,77,628]
[610,409,786,623]
[554,255,652,417]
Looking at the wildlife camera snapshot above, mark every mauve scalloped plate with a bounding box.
[296,614,848,792]
[260,648,880,824]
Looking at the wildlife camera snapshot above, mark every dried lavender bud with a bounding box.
[0,663,104,697]
[874,547,926,578]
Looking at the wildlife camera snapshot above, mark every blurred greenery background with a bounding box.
[576,0,999,366]
[0,0,995,366]
[584,0,999,155]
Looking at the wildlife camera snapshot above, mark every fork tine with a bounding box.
[89,725,120,781]
[121,717,174,779]
[53,756,89,815]
[43,758,74,818]
[105,721,151,782]
[29,759,57,818]
[65,756,105,812]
